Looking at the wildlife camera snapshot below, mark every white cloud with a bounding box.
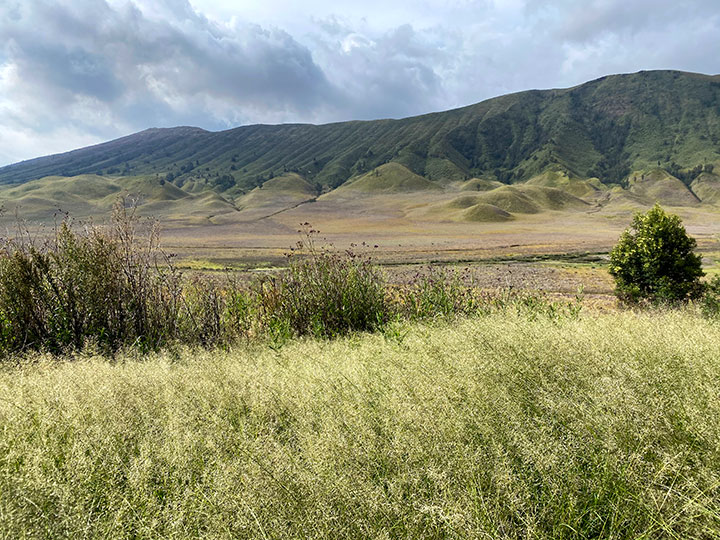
[1,0,719,165]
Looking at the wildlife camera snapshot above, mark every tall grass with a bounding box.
[1,310,718,538]
[257,230,389,340]
[0,212,584,358]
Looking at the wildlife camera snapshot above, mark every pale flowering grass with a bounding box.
[0,309,719,539]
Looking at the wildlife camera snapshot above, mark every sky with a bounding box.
[1,0,719,166]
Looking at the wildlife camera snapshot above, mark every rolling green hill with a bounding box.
[236,173,318,210]
[1,70,719,192]
[0,70,719,223]
[627,168,700,206]
[329,163,441,194]
[0,174,238,222]
[691,171,720,203]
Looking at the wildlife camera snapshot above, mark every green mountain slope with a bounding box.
[1,70,719,196]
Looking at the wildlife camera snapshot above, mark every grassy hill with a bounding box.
[691,171,720,203]
[0,174,238,221]
[627,168,700,206]
[422,183,588,223]
[330,163,441,194]
[1,70,719,196]
[525,170,605,198]
[460,178,504,191]
[236,173,318,210]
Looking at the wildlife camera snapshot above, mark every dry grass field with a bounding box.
[2,310,719,538]
[146,189,720,303]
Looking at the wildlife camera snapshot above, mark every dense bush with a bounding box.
[0,210,585,358]
[0,205,254,355]
[0,207,180,353]
[399,267,478,319]
[258,230,390,340]
[609,204,705,303]
[0,214,396,354]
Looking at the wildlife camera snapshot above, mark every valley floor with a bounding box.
[2,310,719,538]
[156,188,720,276]
[157,199,720,307]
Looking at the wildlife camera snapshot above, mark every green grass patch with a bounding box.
[1,310,719,538]
[176,258,235,271]
[336,163,441,193]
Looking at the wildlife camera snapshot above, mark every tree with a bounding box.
[609,204,704,303]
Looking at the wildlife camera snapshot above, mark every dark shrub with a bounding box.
[609,204,704,304]
[179,275,254,347]
[0,204,185,354]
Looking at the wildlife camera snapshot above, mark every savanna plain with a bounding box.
[3,69,720,538]
[1,200,720,539]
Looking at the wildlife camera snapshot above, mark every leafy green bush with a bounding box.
[257,230,390,339]
[609,204,704,303]
[0,205,185,354]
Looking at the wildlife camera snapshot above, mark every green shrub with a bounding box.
[0,205,186,354]
[609,204,704,304]
[701,275,720,318]
[257,231,390,339]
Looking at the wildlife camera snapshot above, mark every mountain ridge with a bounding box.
[1,70,719,205]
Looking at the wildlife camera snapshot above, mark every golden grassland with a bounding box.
[1,309,719,538]
[146,191,720,305]
[1,177,720,537]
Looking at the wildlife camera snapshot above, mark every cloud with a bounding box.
[1,0,719,165]
[0,0,338,164]
[308,21,448,119]
[525,0,720,86]
[525,0,719,44]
